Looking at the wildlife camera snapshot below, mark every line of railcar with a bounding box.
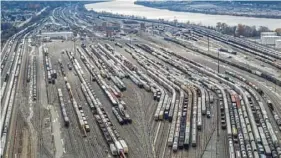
[225,71,264,95]
[167,99,179,147]
[32,57,37,101]
[57,89,70,127]
[0,82,7,103]
[64,52,91,132]
[96,44,126,78]
[132,42,238,152]
[64,78,88,133]
[128,34,264,158]
[27,63,31,82]
[156,44,277,158]
[172,88,185,151]
[81,83,96,112]
[135,47,179,122]
[43,47,57,84]
[1,49,18,102]
[219,48,237,55]
[127,45,210,151]
[182,33,199,41]
[87,45,127,90]
[0,44,11,71]
[255,56,281,70]
[191,27,281,60]
[76,47,132,125]
[190,87,198,147]
[96,73,132,124]
[181,85,193,148]
[145,68,175,120]
[135,42,251,158]
[100,44,177,121]
[266,100,281,130]
[1,78,18,156]
[246,89,280,157]
[1,39,26,157]
[99,43,150,90]
[201,89,207,115]
[115,42,123,48]
[164,36,281,86]
[225,78,281,158]
[178,93,188,149]
[126,43,179,121]
[195,93,201,130]
[65,49,129,156]
[117,39,279,158]
[90,38,278,158]
[205,90,211,118]
[227,70,281,135]
[226,90,247,157]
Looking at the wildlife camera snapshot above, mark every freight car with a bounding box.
[4,72,10,82]
[58,89,70,127]
[115,42,123,48]
[183,86,193,149]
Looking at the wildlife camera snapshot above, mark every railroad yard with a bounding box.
[1,3,281,158]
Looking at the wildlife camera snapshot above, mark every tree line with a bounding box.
[213,22,281,37]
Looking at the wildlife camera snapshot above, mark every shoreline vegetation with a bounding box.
[134,1,281,19]
[88,10,281,38]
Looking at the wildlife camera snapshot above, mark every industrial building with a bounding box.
[276,40,281,49]
[261,35,281,45]
[102,22,107,31]
[140,23,146,31]
[41,31,73,40]
[260,32,277,38]
[109,22,121,31]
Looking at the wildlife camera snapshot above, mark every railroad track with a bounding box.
[139,90,154,158]
[69,73,99,158]
[4,8,280,158]
[61,89,87,158]
[34,51,43,158]
[127,83,151,157]
[37,43,46,158]
[4,35,30,158]
[60,85,78,158]
[59,60,100,158]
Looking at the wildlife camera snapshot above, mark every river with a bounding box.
[85,0,281,30]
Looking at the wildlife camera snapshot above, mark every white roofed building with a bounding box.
[261,35,281,45]
[41,31,73,40]
[276,40,281,49]
[260,32,277,38]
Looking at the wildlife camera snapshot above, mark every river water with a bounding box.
[85,0,281,30]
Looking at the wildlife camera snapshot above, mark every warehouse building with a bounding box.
[140,23,146,31]
[276,40,281,49]
[261,35,281,45]
[260,32,277,38]
[41,31,73,40]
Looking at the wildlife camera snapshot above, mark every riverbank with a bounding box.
[85,0,281,30]
[134,1,281,19]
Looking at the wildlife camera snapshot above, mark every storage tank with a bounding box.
[276,40,281,48]
[261,36,281,45]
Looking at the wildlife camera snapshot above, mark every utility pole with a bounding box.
[217,50,220,74]
[208,35,210,53]
[73,37,76,58]
[275,70,277,92]
[129,34,132,45]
